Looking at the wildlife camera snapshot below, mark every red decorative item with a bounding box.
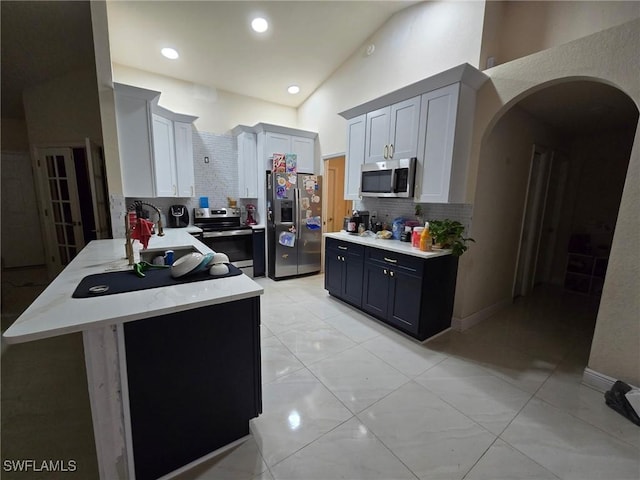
[131,218,155,249]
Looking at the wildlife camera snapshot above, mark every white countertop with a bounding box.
[2,230,263,345]
[324,231,452,259]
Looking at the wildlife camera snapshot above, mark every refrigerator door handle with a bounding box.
[295,188,301,239]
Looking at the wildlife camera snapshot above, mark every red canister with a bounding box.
[412,227,424,248]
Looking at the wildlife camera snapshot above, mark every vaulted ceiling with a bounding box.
[2,1,638,137]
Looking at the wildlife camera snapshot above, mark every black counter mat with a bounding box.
[72,264,243,298]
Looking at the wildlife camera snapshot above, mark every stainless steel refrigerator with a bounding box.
[266,170,322,280]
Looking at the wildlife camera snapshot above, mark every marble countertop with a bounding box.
[324,231,452,259]
[2,230,263,345]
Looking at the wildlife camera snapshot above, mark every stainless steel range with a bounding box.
[193,208,255,276]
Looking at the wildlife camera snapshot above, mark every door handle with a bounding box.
[390,271,394,277]
[383,269,388,275]
[389,144,394,158]
[384,257,397,263]
[383,145,389,159]
[338,246,347,250]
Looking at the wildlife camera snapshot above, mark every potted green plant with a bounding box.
[427,219,475,256]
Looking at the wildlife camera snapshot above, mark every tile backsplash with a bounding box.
[121,130,242,229]
[111,128,472,237]
[354,197,474,235]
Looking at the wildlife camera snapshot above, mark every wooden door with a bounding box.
[324,156,350,234]
[85,139,111,239]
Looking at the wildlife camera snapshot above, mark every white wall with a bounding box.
[0,118,30,151]
[455,106,559,317]
[497,1,640,66]
[465,19,640,385]
[297,0,487,158]
[91,0,123,197]
[23,68,103,146]
[112,64,297,134]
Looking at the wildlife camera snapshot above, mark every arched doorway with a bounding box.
[503,80,639,299]
[466,77,638,369]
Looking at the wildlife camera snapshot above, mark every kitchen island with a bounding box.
[3,229,264,480]
[324,232,458,341]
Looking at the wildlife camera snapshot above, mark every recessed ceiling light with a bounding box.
[161,47,179,60]
[287,85,300,95]
[251,17,268,33]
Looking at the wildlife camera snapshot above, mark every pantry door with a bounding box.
[324,155,350,233]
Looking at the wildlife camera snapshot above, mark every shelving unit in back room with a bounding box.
[564,253,609,296]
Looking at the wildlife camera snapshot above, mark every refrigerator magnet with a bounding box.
[306,216,321,230]
[273,154,286,172]
[279,231,296,247]
[285,153,297,173]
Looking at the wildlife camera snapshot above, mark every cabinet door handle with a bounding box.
[338,246,348,250]
[173,185,177,195]
[390,271,395,277]
[389,143,394,158]
[384,257,397,264]
[342,256,346,262]
[383,145,388,159]
[191,185,194,196]
[383,269,388,275]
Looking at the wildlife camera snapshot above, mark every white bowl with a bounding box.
[209,263,229,276]
[195,252,215,272]
[207,252,229,266]
[170,252,204,278]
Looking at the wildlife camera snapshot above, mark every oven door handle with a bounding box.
[203,230,253,238]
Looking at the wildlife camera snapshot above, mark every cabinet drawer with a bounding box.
[326,238,364,257]
[365,247,424,276]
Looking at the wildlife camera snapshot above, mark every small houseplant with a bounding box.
[414,204,424,224]
[428,219,475,256]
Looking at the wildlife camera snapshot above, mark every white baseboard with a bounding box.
[582,367,620,393]
[451,298,512,331]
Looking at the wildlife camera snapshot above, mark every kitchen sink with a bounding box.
[139,246,200,264]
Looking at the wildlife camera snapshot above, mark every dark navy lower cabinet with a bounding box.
[326,238,458,341]
[325,237,364,307]
[124,297,262,480]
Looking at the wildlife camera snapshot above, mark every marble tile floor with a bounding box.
[2,269,639,480]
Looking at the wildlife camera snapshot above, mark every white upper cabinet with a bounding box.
[339,64,488,203]
[151,114,177,197]
[237,132,258,198]
[173,122,195,197]
[291,136,315,173]
[265,131,315,173]
[415,82,476,203]
[389,97,421,160]
[265,132,291,163]
[114,83,197,198]
[345,114,366,200]
[364,96,420,164]
[365,107,390,163]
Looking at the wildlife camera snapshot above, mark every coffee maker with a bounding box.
[168,205,189,228]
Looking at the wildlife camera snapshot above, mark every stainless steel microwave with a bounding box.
[360,157,416,198]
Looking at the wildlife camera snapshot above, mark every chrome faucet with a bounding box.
[124,201,165,264]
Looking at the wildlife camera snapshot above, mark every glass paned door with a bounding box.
[41,148,85,268]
